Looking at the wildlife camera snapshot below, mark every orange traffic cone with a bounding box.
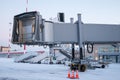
[70,70,75,79]
[67,70,71,78]
[76,70,79,79]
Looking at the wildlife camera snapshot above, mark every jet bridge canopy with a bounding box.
[12,11,42,44]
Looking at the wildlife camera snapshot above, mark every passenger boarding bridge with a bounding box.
[12,11,120,71]
[12,11,120,64]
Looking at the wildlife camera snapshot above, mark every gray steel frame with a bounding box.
[12,11,120,45]
[12,11,120,59]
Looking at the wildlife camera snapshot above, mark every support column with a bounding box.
[103,55,104,60]
[77,14,83,59]
[98,55,100,60]
[72,44,75,60]
[116,56,118,63]
[49,45,53,64]
[53,49,56,60]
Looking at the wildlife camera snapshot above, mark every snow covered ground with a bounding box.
[0,58,120,80]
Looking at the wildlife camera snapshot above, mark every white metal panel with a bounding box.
[82,24,120,43]
[53,23,77,43]
[43,21,54,42]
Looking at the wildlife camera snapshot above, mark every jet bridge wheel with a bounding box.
[101,64,105,68]
[78,64,86,72]
[70,64,86,72]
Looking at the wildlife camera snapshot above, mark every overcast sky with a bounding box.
[0,0,120,50]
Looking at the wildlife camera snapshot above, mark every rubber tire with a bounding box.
[49,62,53,64]
[80,65,86,72]
[38,61,41,64]
[101,65,105,68]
